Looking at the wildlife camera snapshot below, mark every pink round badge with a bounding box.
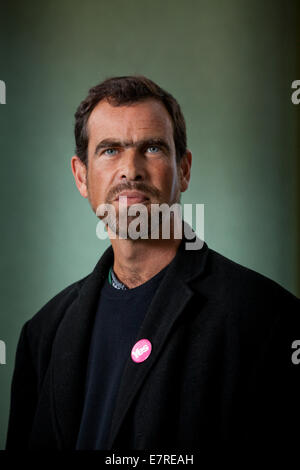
[131,339,152,363]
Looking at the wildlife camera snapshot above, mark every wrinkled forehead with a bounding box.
[86,98,175,144]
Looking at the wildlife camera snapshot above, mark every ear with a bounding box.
[71,155,88,198]
[179,149,192,192]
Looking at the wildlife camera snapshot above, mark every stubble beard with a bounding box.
[105,189,182,241]
[87,171,182,241]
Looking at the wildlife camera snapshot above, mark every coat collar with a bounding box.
[51,225,209,448]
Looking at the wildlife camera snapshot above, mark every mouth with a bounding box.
[114,191,150,204]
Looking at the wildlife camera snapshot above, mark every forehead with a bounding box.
[87,98,174,144]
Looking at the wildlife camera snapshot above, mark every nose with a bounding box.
[118,147,146,182]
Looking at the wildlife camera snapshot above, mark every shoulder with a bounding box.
[193,246,300,331]
[192,247,299,359]
[22,273,91,364]
[30,274,89,324]
[206,246,298,301]
[20,244,114,356]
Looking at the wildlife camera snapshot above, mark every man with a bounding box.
[5,75,299,456]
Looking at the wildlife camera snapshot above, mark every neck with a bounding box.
[108,232,182,289]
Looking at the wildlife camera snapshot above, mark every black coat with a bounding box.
[5,235,300,456]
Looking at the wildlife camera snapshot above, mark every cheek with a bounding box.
[155,163,179,193]
[87,167,106,200]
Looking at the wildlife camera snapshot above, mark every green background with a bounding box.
[0,0,299,450]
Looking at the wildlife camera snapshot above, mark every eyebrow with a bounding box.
[94,138,172,156]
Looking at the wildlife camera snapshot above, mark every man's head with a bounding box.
[71,75,192,238]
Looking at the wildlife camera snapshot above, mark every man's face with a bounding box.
[72,98,191,237]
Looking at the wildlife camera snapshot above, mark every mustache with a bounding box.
[106,181,161,203]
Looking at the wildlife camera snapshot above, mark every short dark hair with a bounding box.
[74,75,187,165]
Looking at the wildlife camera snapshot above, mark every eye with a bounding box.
[147,146,160,154]
[103,148,118,156]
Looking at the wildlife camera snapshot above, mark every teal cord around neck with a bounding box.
[108,266,128,290]
[108,266,112,285]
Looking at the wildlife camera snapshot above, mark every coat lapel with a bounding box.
[108,235,209,448]
[50,245,114,448]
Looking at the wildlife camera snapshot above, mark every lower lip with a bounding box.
[117,197,149,204]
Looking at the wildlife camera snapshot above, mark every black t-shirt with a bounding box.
[76,264,169,449]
